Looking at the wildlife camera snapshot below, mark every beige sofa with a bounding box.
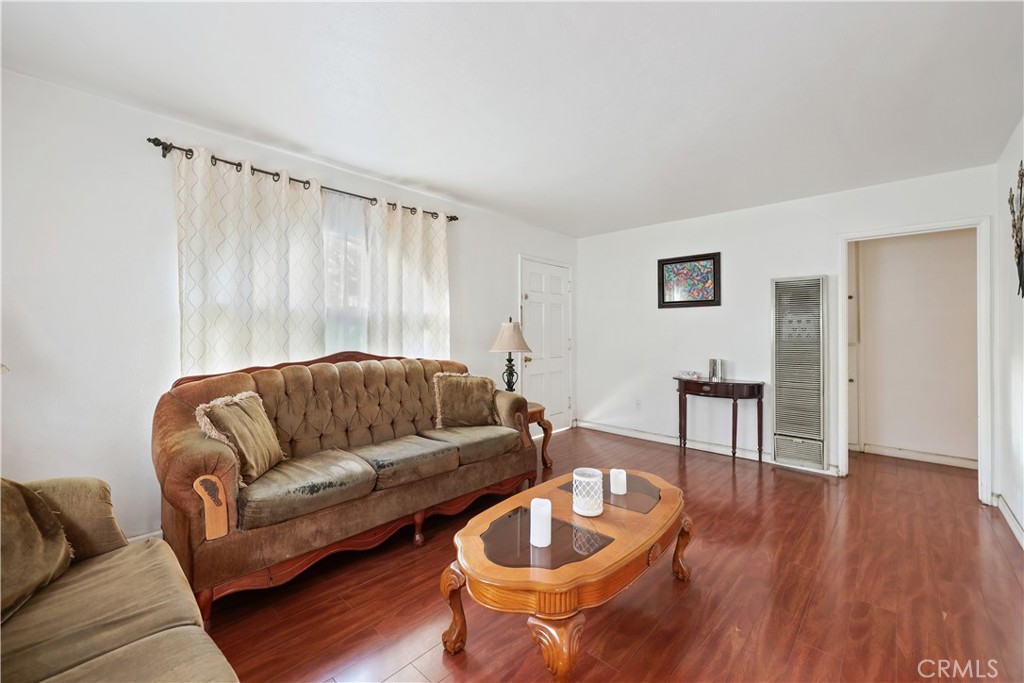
[152,351,538,620]
[0,477,237,683]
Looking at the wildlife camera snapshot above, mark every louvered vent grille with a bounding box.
[774,436,825,466]
[772,276,825,469]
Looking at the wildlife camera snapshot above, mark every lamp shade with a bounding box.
[489,321,532,353]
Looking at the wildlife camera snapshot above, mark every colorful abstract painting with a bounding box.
[657,252,721,308]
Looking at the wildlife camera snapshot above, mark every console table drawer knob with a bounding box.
[702,385,711,392]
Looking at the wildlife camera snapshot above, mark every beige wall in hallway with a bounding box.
[858,228,978,463]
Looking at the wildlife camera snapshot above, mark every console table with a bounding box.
[674,377,764,461]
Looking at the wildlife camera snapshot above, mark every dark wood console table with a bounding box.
[674,377,765,461]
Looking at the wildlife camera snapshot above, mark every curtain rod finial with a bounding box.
[147,137,172,158]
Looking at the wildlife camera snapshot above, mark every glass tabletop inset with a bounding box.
[557,472,662,514]
[480,506,613,570]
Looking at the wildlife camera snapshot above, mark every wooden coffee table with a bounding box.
[439,470,693,681]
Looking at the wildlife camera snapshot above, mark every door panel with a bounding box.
[520,259,572,431]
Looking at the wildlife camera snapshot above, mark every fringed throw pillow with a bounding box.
[433,373,498,428]
[195,391,285,486]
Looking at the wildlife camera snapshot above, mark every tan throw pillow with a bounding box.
[195,391,285,486]
[1,479,74,623]
[433,373,498,428]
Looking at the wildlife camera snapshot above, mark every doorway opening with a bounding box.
[837,218,992,504]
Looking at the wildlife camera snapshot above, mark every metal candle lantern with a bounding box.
[708,358,724,382]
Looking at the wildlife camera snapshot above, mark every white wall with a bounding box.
[993,118,1024,542]
[0,71,576,537]
[858,229,977,463]
[576,165,996,475]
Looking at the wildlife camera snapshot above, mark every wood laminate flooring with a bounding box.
[208,428,1023,682]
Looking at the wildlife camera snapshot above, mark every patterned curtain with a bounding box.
[365,199,450,358]
[174,148,324,374]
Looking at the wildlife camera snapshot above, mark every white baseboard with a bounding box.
[574,420,765,462]
[127,530,163,544]
[995,495,1024,549]
[863,443,978,470]
[575,421,846,478]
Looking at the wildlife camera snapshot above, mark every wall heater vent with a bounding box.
[772,276,826,470]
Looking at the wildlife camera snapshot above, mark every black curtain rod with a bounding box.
[146,137,458,222]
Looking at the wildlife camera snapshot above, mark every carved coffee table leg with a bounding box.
[673,512,694,582]
[526,613,586,682]
[440,562,467,654]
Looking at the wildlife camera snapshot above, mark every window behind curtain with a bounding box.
[322,192,369,353]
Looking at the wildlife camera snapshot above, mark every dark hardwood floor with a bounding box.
[208,428,1023,682]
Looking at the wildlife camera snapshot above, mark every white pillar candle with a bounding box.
[610,468,628,495]
[530,498,552,547]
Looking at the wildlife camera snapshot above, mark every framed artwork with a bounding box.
[658,252,721,308]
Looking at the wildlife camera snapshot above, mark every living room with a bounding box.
[2,3,1022,682]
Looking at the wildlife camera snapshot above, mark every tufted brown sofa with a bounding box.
[152,351,538,621]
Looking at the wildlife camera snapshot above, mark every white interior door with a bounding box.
[519,258,572,430]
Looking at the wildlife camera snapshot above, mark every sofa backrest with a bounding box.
[168,355,467,457]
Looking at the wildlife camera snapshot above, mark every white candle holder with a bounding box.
[572,467,604,517]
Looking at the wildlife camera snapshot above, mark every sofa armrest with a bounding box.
[26,477,128,561]
[494,390,532,448]
[152,392,240,531]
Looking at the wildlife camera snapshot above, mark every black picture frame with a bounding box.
[658,252,721,308]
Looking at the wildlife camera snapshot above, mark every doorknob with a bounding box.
[524,356,533,363]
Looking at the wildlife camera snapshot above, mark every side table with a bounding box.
[527,402,553,469]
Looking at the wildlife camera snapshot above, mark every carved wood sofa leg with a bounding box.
[195,588,214,629]
[413,510,426,547]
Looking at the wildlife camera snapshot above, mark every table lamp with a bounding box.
[489,316,532,392]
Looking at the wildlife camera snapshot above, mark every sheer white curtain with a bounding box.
[322,192,369,352]
[175,148,324,374]
[365,199,450,358]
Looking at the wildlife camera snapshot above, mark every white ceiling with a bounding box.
[3,2,1022,238]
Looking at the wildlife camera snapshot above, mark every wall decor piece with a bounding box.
[1009,160,1023,298]
[658,252,721,308]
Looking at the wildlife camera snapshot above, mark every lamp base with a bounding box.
[501,353,518,392]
